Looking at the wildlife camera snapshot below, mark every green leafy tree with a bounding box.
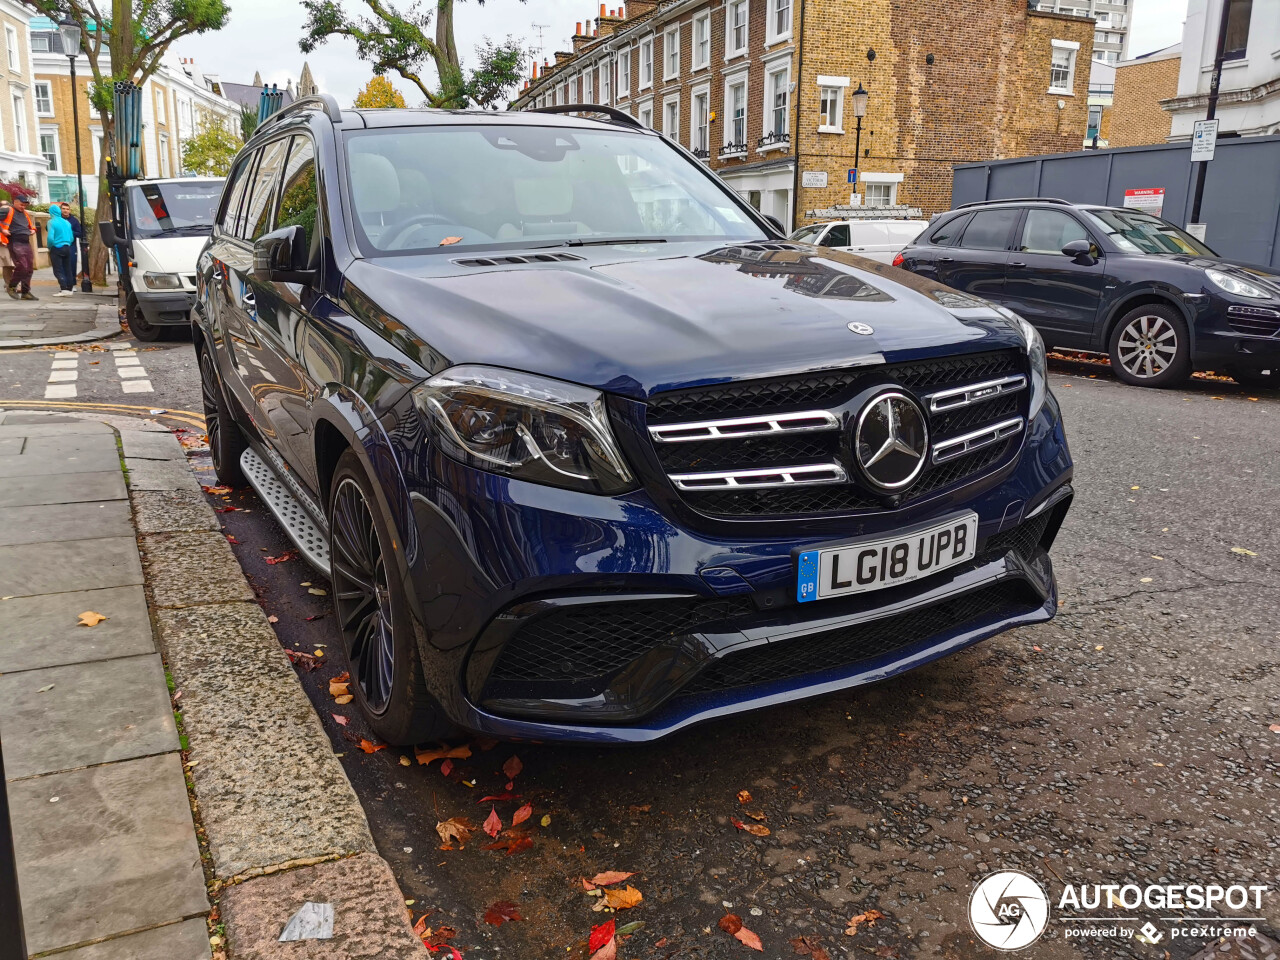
[300,0,528,109]
[181,118,242,176]
[354,74,407,108]
[17,0,230,284]
[239,104,260,142]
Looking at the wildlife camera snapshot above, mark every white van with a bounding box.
[102,177,224,340]
[789,219,929,264]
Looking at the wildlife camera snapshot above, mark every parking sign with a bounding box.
[1191,119,1218,162]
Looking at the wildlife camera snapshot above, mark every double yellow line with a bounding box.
[0,399,206,431]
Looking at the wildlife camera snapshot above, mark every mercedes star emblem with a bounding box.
[855,391,929,490]
[847,321,875,335]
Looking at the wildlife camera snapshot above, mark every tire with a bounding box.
[1107,304,1192,388]
[1226,364,1280,391]
[328,449,453,745]
[197,344,247,486]
[126,294,164,342]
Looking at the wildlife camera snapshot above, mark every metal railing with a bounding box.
[757,131,790,150]
[719,142,747,159]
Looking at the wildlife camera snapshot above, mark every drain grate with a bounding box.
[240,448,331,576]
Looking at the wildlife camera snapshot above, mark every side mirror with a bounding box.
[98,220,119,246]
[1061,239,1096,264]
[253,224,314,284]
[763,214,785,235]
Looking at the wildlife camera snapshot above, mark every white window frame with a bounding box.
[691,84,710,154]
[599,61,611,104]
[638,97,654,128]
[5,26,18,71]
[154,87,167,124]
[39,127,59,172]
[860,172,903,208]
[762,63,790,148]
[12,93,27,153]
[768,0,792,44]
[723,72,748,152]
[584,68,593,103]
[726,0,749,59]
[34,81,53,117]
[639,36,654,89]
[618,48,631,97]
[816,75,848,133]
[693,12,711,70]
[1049,38,1079,94]
[663,25,680,81]
[158,132,171,177]
[30,33,50,53]
[663,93,680,139]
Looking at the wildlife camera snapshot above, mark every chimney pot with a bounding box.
[600,3,606,14]
[576,20,582,34]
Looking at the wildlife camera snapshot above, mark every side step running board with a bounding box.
[240,447,331,576]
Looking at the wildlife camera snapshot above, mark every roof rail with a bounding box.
[255,93,345,134]
[955,197,1074,209]
[528,103,643,129]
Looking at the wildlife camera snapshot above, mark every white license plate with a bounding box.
[797,513,979,602]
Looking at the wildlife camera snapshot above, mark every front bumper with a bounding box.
[384,392,1073,743]
[135,288,195,326]
[1189,296,1280,369]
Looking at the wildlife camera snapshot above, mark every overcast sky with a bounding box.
[176,0,1191,108]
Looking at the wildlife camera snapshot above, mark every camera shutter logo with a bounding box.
[969,870,1050,951]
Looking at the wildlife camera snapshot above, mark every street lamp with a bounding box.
[851,83,869,187]
[57,17,92,292]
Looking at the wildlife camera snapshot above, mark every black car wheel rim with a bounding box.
[198,350,223,466]
[1117,315,1177,378]
[331,478,395,713]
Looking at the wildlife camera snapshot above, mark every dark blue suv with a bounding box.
[194,97,1073,745]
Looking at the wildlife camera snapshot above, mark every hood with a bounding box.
[344,242,1023,399]
[49,206,63,220]
[131,235,209,272]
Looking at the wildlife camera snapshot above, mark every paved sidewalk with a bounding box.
[0,267,120,348]
[0,410,210,958]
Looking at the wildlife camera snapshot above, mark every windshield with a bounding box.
[1083,208,1215,257]
[789,224,825,243]
[343,123,764,254]
[127,180,222,238]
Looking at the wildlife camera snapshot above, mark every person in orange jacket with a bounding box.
[2,195,37,300]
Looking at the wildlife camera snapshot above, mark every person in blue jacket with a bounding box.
[46,204,75,296]
[59,202,84,288]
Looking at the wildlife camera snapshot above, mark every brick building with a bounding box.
[1107,43,1180,147]
[511,0,1094,227]
[0,0,51,199]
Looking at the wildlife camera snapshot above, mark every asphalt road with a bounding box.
[4,333,1277,959]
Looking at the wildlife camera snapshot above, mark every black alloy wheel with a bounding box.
[327,449,452,744]
[198,345,246,485]
[1107,304,1192,388]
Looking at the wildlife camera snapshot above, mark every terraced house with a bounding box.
[511,0,1095,227]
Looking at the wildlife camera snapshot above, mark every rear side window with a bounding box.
[959,209,1020,250]
[929,213,971,246]
[821,224,850,247]
[219,152,257,237]
[240,137,290,242]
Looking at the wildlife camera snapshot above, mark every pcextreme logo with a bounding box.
[969,870,1051,951]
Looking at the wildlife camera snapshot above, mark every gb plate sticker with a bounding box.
[797,550,819,603]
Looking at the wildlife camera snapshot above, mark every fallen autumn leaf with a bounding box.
[590,872,636,886]
[483,806,503,838]
[483,900,523,926]
[436,817,474,847]
[77,611,108,627]
[731,817,771,836]
[503,754,523,779]
[603,885,643,910]
[845,909,885,936]
[512,802,533,826]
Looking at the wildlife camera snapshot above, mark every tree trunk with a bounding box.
[436,0,459,73]
[87,111,114,287]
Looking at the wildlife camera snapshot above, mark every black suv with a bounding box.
[193,97,1073,745]
[894,198,1280,389]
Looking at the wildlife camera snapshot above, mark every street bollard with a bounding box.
[0,733,28,959]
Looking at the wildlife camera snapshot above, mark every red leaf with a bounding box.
[413,914,430,938]
[477,792,521,803]
[589,938,617,960]
[590,871,635,886]
[483,806,502,838]
[503,755,523,780]
[790,938,832,960]
[225,534,240,544]
[483,900,523,926]
[480,834,533,856]
[331,713,348,726]
[581,877,597,891]
[512,802,533,826]
[589,919,616,952]
[719,914,744,936]
[440,758,454,777]
[731,817,771,837]
[264,549,298,564]
[359,739,387,753]
[735,927,764,951]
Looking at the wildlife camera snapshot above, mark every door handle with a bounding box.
[1009,261,1027,268]
[939,256,954,262]
[241,293,256,309]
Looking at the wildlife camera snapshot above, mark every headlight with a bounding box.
[1205,268,1271,300]
[142,271,182,290]
[411,365,636,495]
[998,307,1047,418]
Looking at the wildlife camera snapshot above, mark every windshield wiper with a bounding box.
[533,237,668,248]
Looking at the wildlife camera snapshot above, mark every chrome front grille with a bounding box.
[645,350,1028,519]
